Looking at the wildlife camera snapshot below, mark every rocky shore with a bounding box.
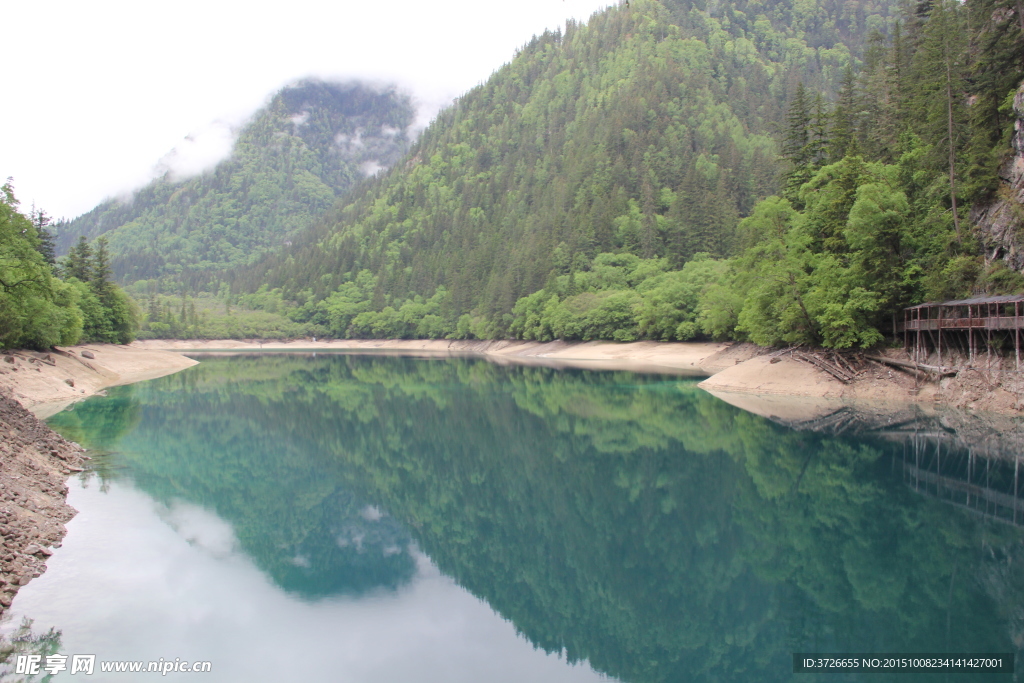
[0,345,197,616]
[0,389,85,616]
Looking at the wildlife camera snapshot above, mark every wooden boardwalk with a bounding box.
[898,294,1024,369]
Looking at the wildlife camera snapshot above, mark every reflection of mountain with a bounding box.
[48,381,417,599]
[49,355,1024,682]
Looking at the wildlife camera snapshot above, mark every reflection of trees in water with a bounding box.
[48,375,417,600]
[901,434,1024,527]
[766,402,1024,527]
[47,355,1024,682]
[774,403,1024,662]
[0,617,61,682]
[48,391,142,493]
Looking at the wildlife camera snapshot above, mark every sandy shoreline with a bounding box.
[1,338,1018,422]
[0,345,198,419]
[131,337,743,373]
[131,337,1022,417]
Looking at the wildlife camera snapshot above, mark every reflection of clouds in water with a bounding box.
[335,506,394,554]
[336,530,365,551]
[8,481,612,683]
[158,500,238,558]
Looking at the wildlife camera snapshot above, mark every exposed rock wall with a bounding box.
[973,82,1024,270]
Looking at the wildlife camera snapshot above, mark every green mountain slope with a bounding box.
[54,80,415,286]
[236,0,897,337]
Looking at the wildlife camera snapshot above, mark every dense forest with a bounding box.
[34,0,1024,346]
[210,0,1021,347]
[0,181,136,349]
[227,0,895,339]
[53,81,415,288]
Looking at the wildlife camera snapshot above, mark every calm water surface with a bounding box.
[3,354,1022,681]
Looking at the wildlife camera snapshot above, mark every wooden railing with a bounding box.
[899,316,1024,332]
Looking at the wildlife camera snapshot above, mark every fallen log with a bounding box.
[793,351,855,383]
[864,355,957,377]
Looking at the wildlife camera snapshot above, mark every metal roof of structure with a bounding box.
[905,294,1024,310]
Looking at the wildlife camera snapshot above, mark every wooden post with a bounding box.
[968,449,973,507]
[985,456,991,515]
[968,304,974,365]
[916,308,921,363]
[988,303,993,376]
[903,309,908,351]
[1016,300,1020,373]
[915,434,921,492]
[937,304,943,369]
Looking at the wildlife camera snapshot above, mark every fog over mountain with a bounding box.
[54,80,417,284]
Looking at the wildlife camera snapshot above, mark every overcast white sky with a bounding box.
[4,0,614,220]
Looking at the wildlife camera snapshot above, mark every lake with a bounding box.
[3,353,1021,681]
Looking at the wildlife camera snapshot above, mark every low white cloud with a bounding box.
[1,0,615,219]
[159,499,239,557]
[359,161,384,177]
[152,119,239,182]
[359,505,384,521]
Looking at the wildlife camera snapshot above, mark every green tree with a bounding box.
[909,0,969,242]
[0,181,82,348]
[62,236,94,282]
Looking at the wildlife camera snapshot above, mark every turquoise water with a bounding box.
[4,354,1021,681]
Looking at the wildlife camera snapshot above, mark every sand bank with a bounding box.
[4,337,1008,421]
[130,338,754,376]
[0,345,198,419]
[131,338,1022,417]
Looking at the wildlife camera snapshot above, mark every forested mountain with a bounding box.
[230,0,898,338]
[54,80,415,286]
[65,0,1021,346]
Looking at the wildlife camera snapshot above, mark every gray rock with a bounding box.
[80,350,95,359]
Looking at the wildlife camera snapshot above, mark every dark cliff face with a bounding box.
[973,82,1024,271]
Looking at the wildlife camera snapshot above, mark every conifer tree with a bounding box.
[963,0,1024,200]
[830,68,859,161]
[782,83,814,201]
[63,236,94,282]
[910,0,969,242]
[29,206,56,266]
[91,237,114,299]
